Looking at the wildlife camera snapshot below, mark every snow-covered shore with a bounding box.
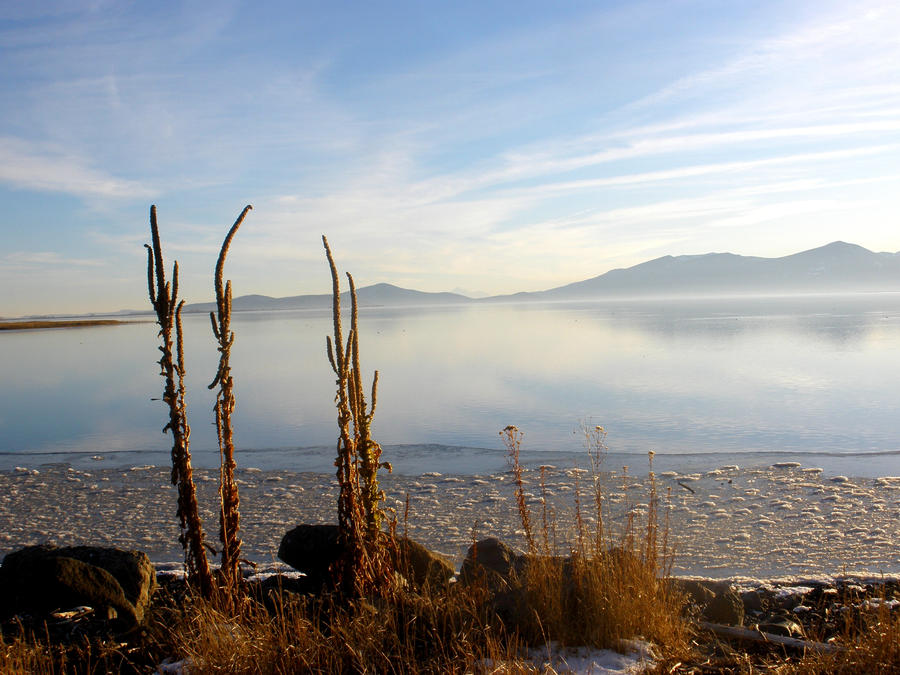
[2,463,898,578]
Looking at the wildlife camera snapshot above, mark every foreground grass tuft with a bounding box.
[499,425,691,656]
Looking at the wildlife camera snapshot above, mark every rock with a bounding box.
[669,579,744,626]
[247,574,314,615]
[277,524,452,592]
[0,554,138,627]
[277,524,342,591]
[394,537,454,589]
[458,537,524,589]
[706,583,745,626]
[457,539,589,639]
[740,589,767,614]
[757,614,805,638]
[670,579,717,608]
[0,545,156,624]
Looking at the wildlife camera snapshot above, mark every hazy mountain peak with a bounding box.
[181,241,900,312]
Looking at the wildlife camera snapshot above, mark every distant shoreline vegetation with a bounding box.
[0,319,137,331]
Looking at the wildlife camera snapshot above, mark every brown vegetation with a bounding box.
[208,205,253,601]
[6,207,900,673]
[501,425,690,654]
[145,204,215,598]
[323,235,394,597]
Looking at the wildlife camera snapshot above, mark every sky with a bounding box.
[2,0,900,316]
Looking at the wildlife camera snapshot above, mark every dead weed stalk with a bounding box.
[145,205,214,597]
[322,235,393,597]
[208,204,253,601]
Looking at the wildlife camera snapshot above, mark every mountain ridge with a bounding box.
[182,241,900,312]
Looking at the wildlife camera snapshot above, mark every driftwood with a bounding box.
[676,481,696,494]
[699,621,841,654]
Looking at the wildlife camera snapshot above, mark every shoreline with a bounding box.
[0,319,144,331]
[2,463,898,579]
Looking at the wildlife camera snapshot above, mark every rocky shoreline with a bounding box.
[2,463,899,577]
[3,534,899,674]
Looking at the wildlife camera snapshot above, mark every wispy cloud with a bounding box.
[4,251,105,269]
[2,1,900,313]
[0,137,154,198]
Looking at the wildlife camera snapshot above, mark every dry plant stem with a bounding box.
[347,273,387,540]
[208,204,252,598]
[145,205,214,598]
[503,425,689,652]
[585,424,607,553]
[323,235,363,595]
[322,235,391,596]
[501,425,535,554]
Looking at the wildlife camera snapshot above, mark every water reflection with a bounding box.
[2,295,900,473]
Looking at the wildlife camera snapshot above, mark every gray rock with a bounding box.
[740,589,768,614]
[47,546,153,618]
[394,537,454,589]
[0,555,137,627]
[277,524,453,592]
[757,614,805,638]
[277,524,342,591]
[0,545,156,626]
[706,584,745,626]
[458,537,524,589]
[669,579,744,626]
[670,579,716,608]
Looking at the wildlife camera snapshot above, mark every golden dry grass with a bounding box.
[772,601,900,674]
[499,425,692,658]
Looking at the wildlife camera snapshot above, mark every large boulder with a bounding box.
[277,524,342,591]
[705,583,745,626]
[277,524,453,592]
[394,537,454,589]
[1,556,135,626]
[670,578,744,626]
[0,545,156,627]
[458,537,525,590]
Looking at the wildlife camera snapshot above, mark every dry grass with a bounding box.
[499,425,692,658]
[144,581,525,674]
[0,629,142,675]
[772,601,900,674]
[0,634,58,675]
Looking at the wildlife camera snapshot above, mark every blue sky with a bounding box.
[2,0,899,316]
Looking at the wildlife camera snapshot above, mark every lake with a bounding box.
[3,294,900,477]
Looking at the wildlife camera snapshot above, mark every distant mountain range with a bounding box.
[182,241,900,312]
[184,283,472,313]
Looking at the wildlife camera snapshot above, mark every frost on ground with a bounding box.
[154,658,190,675]
[528,640,656,674]
[487,640,656,674]
[1,463,899,578]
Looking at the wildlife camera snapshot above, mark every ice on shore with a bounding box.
[526,639,656,674]
[3,462,900,579]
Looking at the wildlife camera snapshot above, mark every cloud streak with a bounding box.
[1,1,900,313]
[0,137,154,198]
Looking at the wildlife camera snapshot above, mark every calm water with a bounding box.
[3,295,900,476]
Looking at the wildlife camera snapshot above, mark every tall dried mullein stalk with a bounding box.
[501,425,536,554]
[145,205,215,598]
[322,235,392,596]
[208,205,252,598]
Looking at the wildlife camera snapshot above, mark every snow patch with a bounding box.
[524,640,656,674]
